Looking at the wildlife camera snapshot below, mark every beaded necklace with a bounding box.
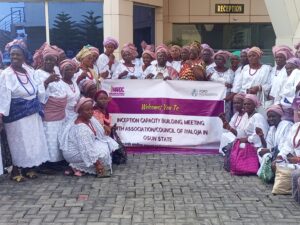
[233,113,244,128]
[293,125,300,148]
[126,65,135,73]
[69,83,76,93]
[86,121,97,136]
[11,66,36,96]
[249,65,261,76]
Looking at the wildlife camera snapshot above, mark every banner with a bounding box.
[101,80,226,154]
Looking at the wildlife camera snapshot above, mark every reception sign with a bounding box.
[101,80,226,153]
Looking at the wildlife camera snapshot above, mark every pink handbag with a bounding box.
[230,140,259,175]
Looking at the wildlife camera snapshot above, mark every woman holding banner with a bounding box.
[113,46,143,79]
[145,46,178,80]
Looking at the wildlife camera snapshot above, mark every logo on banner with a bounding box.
[109,86,125,96]
[191,89,217,97]
[192,89,208,96]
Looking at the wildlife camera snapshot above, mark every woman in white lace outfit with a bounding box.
[59,97,118,177]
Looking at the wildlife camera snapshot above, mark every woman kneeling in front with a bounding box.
[59,97,119,177]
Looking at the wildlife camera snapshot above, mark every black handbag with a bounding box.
[111,124,127,165]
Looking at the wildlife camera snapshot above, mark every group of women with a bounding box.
[218,44,300,201]
[0,38,121,182]
[1,37,300,201]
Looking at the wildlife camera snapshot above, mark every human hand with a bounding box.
[45,73,60,86]
[225,83,233,88]
[223,122,231,130]
[255,127,264,137]
[145,73,155,79]
[155,73,164,79]
[100,71,109,79]
[287,156,300,164]
[258,148,270,157]
[239,138,248,143]
[103,125,111,136]
[247,86,259,94]
[118,71,128,79]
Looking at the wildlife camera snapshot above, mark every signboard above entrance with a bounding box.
[215,4,244,13]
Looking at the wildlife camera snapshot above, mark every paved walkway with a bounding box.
[0,154,299,225]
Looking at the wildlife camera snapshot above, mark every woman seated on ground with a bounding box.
[277,57,300,122]
[80,79,97,99]
[113,46,142,79]
[59,97,119,177]
[273,107,300,169]
[256,105,293,167]
[229,94,269,175]
[239,94,269,147]
[93,90,112,136]
[219,93,248,155]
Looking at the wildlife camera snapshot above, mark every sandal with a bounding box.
[10,175,26,182]
[64,168,74,176]
[24,171,38,179]
[72,168,85,177]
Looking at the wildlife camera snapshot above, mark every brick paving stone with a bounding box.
[0,154,300,224]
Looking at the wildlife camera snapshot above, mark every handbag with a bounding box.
[111,124,127,165]
[230,140,259,175]
[258,154,274,183]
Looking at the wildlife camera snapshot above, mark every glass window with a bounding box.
[133,5,155,56]
[173,23,276,64]
[0,2,46,64]
[48,1,103,58]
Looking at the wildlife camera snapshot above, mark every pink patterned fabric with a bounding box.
[75,97,93,113]
[43,96,67,122]
[248,47,263,57]
[142,50,155,59]
[213,50,232,61]
[266,104,284,116]
[230,140,259,175]
[245,94,261,107]
[103,37,119,49]
[272,45,294,60]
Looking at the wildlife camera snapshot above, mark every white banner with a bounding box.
[101,80,226,153]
